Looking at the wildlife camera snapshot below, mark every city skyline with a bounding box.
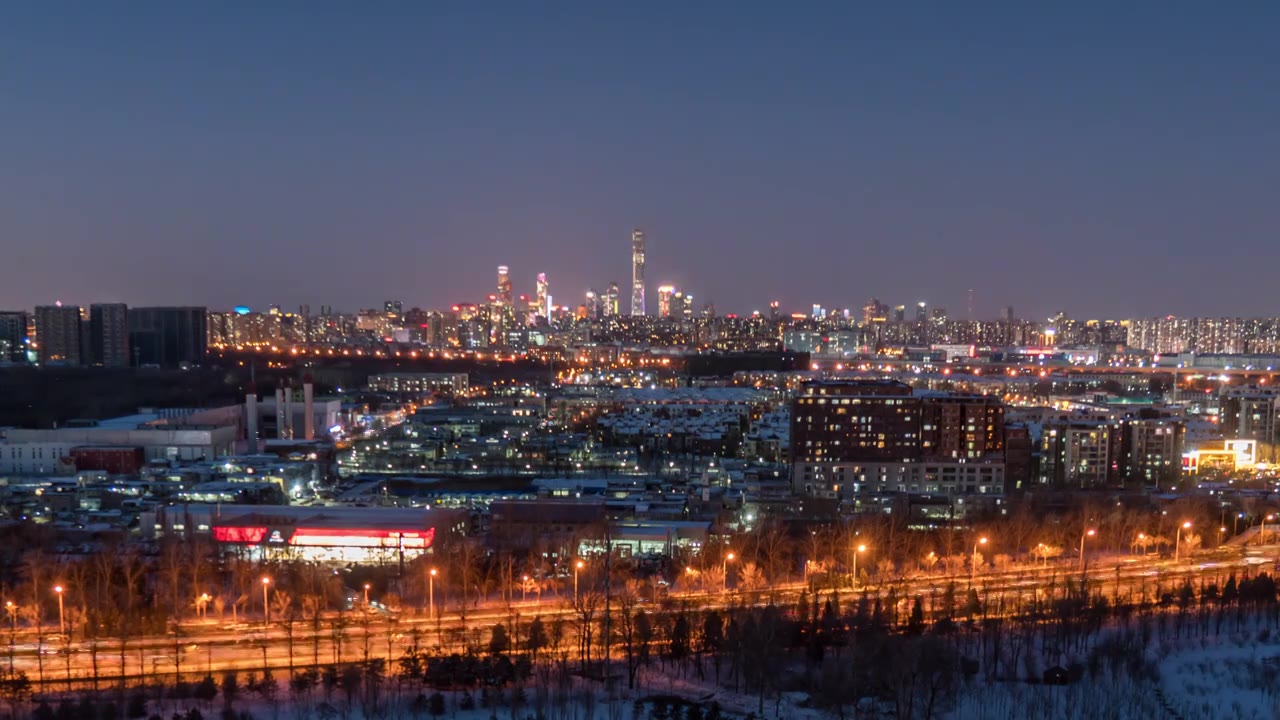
[3,4,1279,317]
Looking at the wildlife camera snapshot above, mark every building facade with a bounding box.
[128,306,207,366]
[34,305,82,366]
[88,303,130,367]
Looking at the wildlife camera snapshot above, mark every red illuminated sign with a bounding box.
[212,526,270,544]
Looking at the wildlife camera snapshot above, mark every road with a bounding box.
[7,544,1276,686]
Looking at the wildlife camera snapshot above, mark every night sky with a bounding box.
[2,2,1277,319]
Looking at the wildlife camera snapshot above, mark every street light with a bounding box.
[53,585,65,636]
[1176,521,1192,561]
[574,560,584,602]
[5,601,16,673]
[261,577,271,626]
[1262,515,1275,547]
[971,537,988,580]
[723,552,735,592]
[1079,529,1096,572]
[851,544,868,588]
[363,583,371,606]
[1136,533,1147,557]
[522,575,529,603]
[429,568,437,618]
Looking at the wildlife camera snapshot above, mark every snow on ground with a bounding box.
[1155,632,1280,720]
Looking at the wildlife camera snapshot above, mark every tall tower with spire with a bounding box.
[630,228,646,316]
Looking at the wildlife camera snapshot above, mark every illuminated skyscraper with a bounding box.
[915,301,928,323]
[657,285,676,317]
[630,229,646,316]
[496,266,513,307]
[604,282,621,316]
[535,273,549,319]
[585,290,600,319]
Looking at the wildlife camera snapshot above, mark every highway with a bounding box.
[7,544,1276,686]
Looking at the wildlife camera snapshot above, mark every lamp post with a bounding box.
[1220,526,1227,546]
[1079,529,1096,572]
[5,601,16,673]
[574,560,584,602]
[363,583,371,606]
[261,577,271,626]
[429,568,437,618]
[852,545,867,588]
[1262,515,1275,546]
[1176,521,1192,561]
[53,585,65,636]
[971,537,988,581]
[723,552,735,592]
[522,575,529,603]
[1137,533,1147,557]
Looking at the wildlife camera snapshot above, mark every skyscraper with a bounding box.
[128,307,207,367]
[88,303,130,367]
[34,304,83,366]
[535,273,549,319]
[657,285,676,318]
[496,266,513,307]
[630,229,646,316]
[604,282,621,317]
[915,302,928,323]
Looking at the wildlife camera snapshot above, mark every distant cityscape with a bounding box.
[5,229,1280,367]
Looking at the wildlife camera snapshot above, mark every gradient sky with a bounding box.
[2,2,1278,320]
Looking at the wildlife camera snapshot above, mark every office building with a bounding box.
[631,229,646,316]
[88,303,130,367]
[604,283,621,317]
[535,273,549,319]
[0,311,28,364]
[657,285,676,318]
[128,307,207,367]
[34,304,82,366]
[496,266,513,307]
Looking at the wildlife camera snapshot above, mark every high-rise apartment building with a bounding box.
[791,380,1009,498]
[630,229,646,316]
[34,304,83,366]
[1221,387,1280,459]
[128,307,207,367]
[88,303,130,367]
[0,311,29,364]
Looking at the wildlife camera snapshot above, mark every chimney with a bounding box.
[275,386,285,439]
[283,379,294,439]
[245,381,259,452]
[303,373,315,440]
